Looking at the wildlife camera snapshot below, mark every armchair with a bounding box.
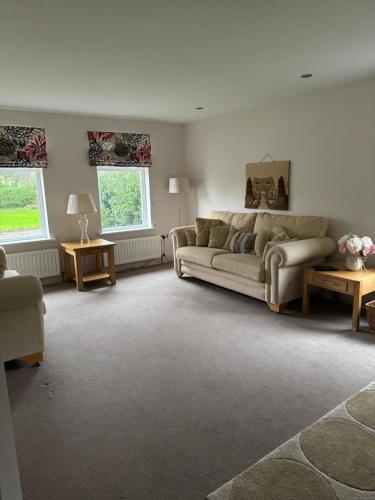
[0,247,45,366]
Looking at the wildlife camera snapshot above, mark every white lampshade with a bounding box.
[168,177,189,194]
[67,193,97,214]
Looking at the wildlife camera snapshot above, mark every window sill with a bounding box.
[0,237,56,247]
[99,226,156,237]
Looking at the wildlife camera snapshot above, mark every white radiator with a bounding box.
[7,249,61,278]
[106,235,162,265]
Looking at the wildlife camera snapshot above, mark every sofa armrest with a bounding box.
[169,225,196,250]
[265,237,336,269]
[0,246,8,273]
[0,275,43,312]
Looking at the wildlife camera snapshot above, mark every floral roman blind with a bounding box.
[87,131,151,167]
[0,126,48,168]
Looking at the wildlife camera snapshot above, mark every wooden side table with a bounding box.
[303,261,375,331]
[61,239,116,291]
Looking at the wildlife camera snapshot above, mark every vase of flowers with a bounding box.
[338,233,375,271]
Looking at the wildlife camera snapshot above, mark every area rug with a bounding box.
[208,382,375,500]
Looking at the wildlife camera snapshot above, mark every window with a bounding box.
[97,167,151,232]
[0,168,49,243]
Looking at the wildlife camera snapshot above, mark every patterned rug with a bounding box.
[208,382,375,500]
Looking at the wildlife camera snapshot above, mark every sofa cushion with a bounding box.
[212,253,265,282]
[176,246,229,268]
[209,210,257,232]
[209,210,234,225]
[196,218,223,246]
[230,212,257,232]
[254,212,328,239]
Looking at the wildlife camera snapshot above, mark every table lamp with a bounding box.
[168,177,189,226]
[67,193,97,244]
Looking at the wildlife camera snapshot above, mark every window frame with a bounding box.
[0,167,50,244]
[97,166,152,234]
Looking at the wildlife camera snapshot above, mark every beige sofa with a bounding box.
[0,246,45,365]
[170,211,336,311]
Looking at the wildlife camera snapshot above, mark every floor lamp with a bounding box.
[168,177,189,226]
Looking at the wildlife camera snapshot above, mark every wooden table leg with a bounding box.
[63,251,71,282]
[352,282,363,332]
[96,249,104,273]
[73,251,84,291]
[302,270,310,314]
[107,246,116,285]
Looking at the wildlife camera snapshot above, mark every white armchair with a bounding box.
[0,247,45,366]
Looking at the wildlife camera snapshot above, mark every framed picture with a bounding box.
[245,160,290,210]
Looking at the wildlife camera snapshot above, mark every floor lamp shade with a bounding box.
[168,177,189,194]
[67,193,97,215]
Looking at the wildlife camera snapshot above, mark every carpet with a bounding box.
[208,382,375,499]
[5,264,375,500]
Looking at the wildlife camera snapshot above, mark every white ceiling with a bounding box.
[0,0,374,123]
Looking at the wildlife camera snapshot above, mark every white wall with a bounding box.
[185,76,375,249]
[0,109,185,254]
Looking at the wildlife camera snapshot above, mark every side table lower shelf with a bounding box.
[71,272,112,284]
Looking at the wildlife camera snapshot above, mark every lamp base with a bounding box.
[78,214,90,244]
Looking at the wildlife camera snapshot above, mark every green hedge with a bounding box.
[0,185,36,209]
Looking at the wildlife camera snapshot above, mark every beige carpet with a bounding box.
[208,383,375,499]
[5,264,375,500]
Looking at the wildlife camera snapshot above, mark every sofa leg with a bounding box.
[267,303,287,313]
[176,271,184,278]
[22,352,43,367]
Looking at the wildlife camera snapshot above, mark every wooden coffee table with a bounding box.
[303,262,375,331]
[61,238,116,291]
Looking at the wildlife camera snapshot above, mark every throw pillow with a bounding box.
[262,238,298,262]
[223,226,238,251]
[186,228,196,246]
[254,229,270,258]
[271,225,294,242]
[195,218,223,246]
[223,228,257,253]
[208,225,230,248]
[0,264,5,279]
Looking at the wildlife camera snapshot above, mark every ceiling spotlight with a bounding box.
[195,106,204,110]
[301,73,313,78]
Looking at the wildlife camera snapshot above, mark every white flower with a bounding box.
[346,237,363,254]
[362,236,373,248]
[338,235,349,246]
[102,141,114,152]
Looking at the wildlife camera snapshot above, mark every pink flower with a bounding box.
[338,245,347,254]
[362,244,375,256]
[136,138,151,163]
[23,133,47,161]
[88,131,115,143]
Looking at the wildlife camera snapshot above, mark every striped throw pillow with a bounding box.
[223,228,256,254]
